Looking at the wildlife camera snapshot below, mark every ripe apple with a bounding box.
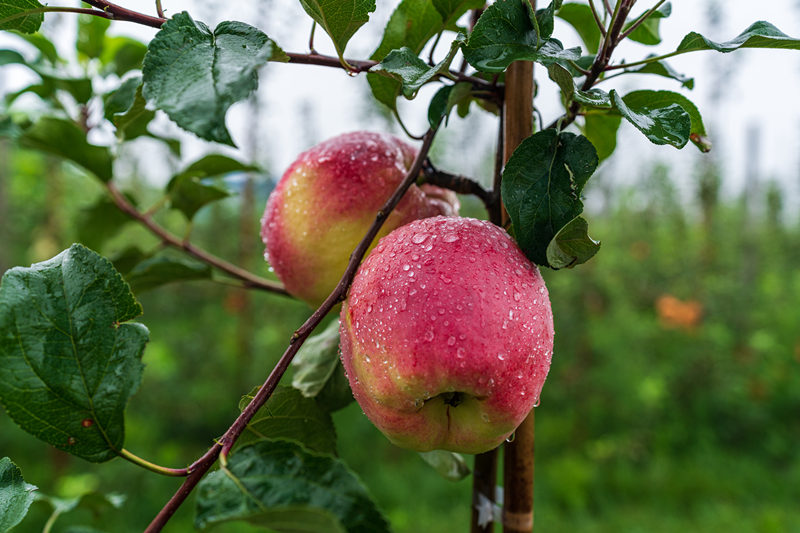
[261,131,459,306]
[339,216,554,454]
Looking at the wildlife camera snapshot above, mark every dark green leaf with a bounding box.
[108,247,148,277]
[367,0,448,112]
[76,196,134,251]
[676,20,800,53]
[195,440,390,533]
[315,361,354,413]
[0,457,37,532]
[611,89,691,149]
[0,49,93,103]
[418,450,471,481]
[182,154,258,177]
[291,319,341,398]
[619,90,709,152]
[19,117,113,181]
[167,174,231,220]
[501,130,598,266]
[463,0,538,73]
[535,0,563,41]
[582,113,621,161]
[0,0,43,33]
[371,35,464,98]
[237,386,336,455]
[103,76,142,122]
[547,63,610,109]
[298,0,376,64]
[142,13,285,145]
[428,81,472,128]
[36,490,125,515]
[556,2,601,54]
[624,2,670,46]
[125,254,212,293]
[0,244,147,462]
[433,0,484,26]
[545,215,600,269]
[621,58,694,89]
[77,12,110,59]
[99,36,147,77]
[12,31,59,63]
[113,85,154,140]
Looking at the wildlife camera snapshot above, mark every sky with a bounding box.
[1,1,800,211]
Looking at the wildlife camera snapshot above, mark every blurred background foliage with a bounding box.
[1,136,798,532]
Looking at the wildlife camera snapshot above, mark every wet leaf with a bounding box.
[0,457,37,532]
[546,216,600,269]
[0,0,44,34]
[298,0,376,64]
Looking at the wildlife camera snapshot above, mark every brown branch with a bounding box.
[421,161,493,209]
[105,183,289,296]
[471,449,499,533]
[618,0,666,41]
[143,127,440,533]
[81,0,166,28]
[588,0,607,36]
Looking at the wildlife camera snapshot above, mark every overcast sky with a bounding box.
[2,1,800,209]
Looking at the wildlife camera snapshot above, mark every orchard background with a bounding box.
[1,0,800,532]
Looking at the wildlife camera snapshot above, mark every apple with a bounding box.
[261,131,459,306]
[339,216,554,454]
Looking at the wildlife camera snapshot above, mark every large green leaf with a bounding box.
[0,245,147,462]
[181,154,258,177]
[501,130,598,266]
[611,89,692,149]
[297,0,375,64]
[195,440,390,533]
[545,215,600,269]
[237,386,336,455]
[0,0,43,33]
[19,117,113,181]
[0,457,37,532]
[433,0,484,27]
[291,319,341,399]
[556,2,601,54]
[142,12,286,146]
[125,254,212,293]
[617,90,709,152]
[463,0,538,73]
[534,0,563,41]
[676,20,800,53]
[371,35,464,98]
[427,81,472,128]
[166,175,230,220]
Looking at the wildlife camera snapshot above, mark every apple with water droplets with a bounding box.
[340,216,554,454]
[261,131,459,306]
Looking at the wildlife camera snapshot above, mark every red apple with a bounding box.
[340,216,554,454]
[261,131,458,306]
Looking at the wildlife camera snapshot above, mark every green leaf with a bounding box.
[238,386,337,455]
[418,450,471,481]
[624,2,670,46]
[367,0,448,111]
[545,215,600,269]
[125,254,212,293]
[76,196,134,251]
[314,361,354,413]
[99,36,147,77]
[676,20,800,53]
[428,81,472,128]
[618,90,709,152]
[77,12,111,59]
[291,319,341,398]
[0,244,147,462]
[166,174,231,220]
[0,457,37,532]
[501,130,598,266]
[535,0,563,41]
[547,63,611,110]
[463,0,538,73]
[582,113,621,161]
[142,12,285,146]
[19,117,113,181]
[0,49,93,103]
[103,76,142,122]
[113,85,154,140]
[0,0,43,34]
[12,31,59,63]
[433,0,484,26]
[195,440,390,533]
[371,36,464,98]
[297,0,376,65]
[611,89,691,149]
[182,154,258,177]
[622,58,694,89]
[557,2,601,54]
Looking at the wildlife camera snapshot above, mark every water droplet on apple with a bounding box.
[456,347,466,358]
[505,432,516,443]
[402,264,410,271]
[411,233,428,244]
[447,336,456,346]
[498,353,506,361]
[534,397,541,408]
[424,329,435,342]
[442,233,459,243]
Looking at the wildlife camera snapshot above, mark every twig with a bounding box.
[618,0,666,41]
[105,183,289,296]
[155,0,165,19]
[143,127,440,533]
[603,0,613,15]
[588,0,607,36]
[81,0,166,28]
[0,6,114,26]
[421,161,493,209]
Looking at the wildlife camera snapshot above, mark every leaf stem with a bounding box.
[155,0,165,19]
[105,183,289,296]
[143,127,441,533]
[587,0,607,36]
[308,21,317,54]
[605,50,681,70]
[119,448,189,477]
